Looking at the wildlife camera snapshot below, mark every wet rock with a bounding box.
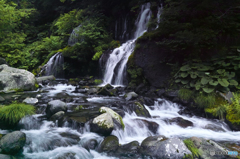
[46,100,67,118]
[0,58,7,65]
[190,137,230,159]
[99,107,124,129]
[139,136,191,159]
[128,102,151,117]
[87,88,98,95]
[23,97,38,105]
[104,84,114,89]
[73,97,86,103]
[90,113,114,136]
[55,152,76,159]
[98,135,119,152]
[163,90,179,99]
[50,111,65,122]
[36,75,55,83]
[59,132,80,143]
[0,64,37,93]
[134,119,159,134]
[168,117,193,128]
[225,118,240,131]
[145,87,157,97]
[116,141,140,157]
[74,89,87,93]
[143,97,154,106]
[0,131,26,155]
[204,124,226,132]
[0,154,14,159]
[135,83,145,94]
[97,87,114,96]
[79,80,88,86]
[83,139,98,151]
[156,88,165,97]
[125,92,138,101]
[0,95,5,102]
[55,92,70,99]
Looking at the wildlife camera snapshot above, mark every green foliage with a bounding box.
[94,79,102,85]
[194,93,216,108]
[226,92,240,124]
[0,102,35,125]
[74,105,83,111]
[175,54,240,94]
[183,139,200,159]
[178,89,193,101]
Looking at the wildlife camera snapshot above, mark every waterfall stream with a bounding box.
[102,3,152,86]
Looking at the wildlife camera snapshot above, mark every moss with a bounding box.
[183,139,200,159]
[35,83,39,89]
[178,88,193,101]
[94,79,102,85]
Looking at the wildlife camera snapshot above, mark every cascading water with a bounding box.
[102,3,152,86]
[68,25,82,46]
[42,52,64,78]
[156,4,163,29]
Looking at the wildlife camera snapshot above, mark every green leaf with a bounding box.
[175,79,181,83]
[180,65,191,71]
[181,79,189,84]
[181,72,189,78]
[201,77,211,85]
[195,82,201,90]
[197,65,210,71]
[202,87,214,93]
[209,80,218,86]
[218,78,229,87]
[217,69,225,74]
[229,79,238,86]
[190,81,195,87]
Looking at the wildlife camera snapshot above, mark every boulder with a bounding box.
[23,97,38,105]
[0,131,26,155]
[0,154,13,159]
[189,137,231,159]
[128,102,151,117]
[0,58,7,65]
[168,117,193,128]
[0,64,37,93]
[99,107,125,129]
[116,141,140,157]
[104,84,114,89]
[87,88,98,95]
[204,124,225,132]
[156,88,165,97]
[46,100,67,118]
[125,92,138,101]
[50,111,65,122]
[90,113,114,136]
[97,87,114,96]
[35,75,55,83]
[98,135,119,152]
[0,95,5,102]
[82,139,98,151]
[139,136,191,159]
[163,90,179,99]
[134,119,159,133]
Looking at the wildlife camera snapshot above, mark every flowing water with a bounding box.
[102,3,152,86]
[68,25,82,46]
[41,52,64,78]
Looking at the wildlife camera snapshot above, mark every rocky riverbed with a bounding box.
[0,78,239,159]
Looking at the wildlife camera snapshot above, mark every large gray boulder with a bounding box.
[0,64,37,93]
[35,75,55,83]
[125,92,138,101]
[90,113,114,136]
[98,135,119,153]
[46,100,67,118]
[139,136,191,159]
[0,131,26,155]
[23,97,38,105]
[0,58,7,65]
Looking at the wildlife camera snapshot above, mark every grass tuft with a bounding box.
[178,89,193,101]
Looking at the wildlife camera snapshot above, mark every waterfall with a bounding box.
[68,25,82,46]
[103,3,152,86]
[42,52,64,78]
[156,4,163,29]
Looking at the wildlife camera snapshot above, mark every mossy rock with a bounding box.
[98,135,119,153]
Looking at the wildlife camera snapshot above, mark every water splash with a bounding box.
[41,52,64,78]
[103,3,152,86]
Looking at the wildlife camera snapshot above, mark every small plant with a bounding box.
[183,139,200,159]
[178,88,193,100]
[226,92,240,124]
[0,102,35,125]
[74,105,83,111]
[94,79,102,85]
[194,93,216,108]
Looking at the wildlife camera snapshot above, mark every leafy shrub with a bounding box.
[178,88,193,101]
[194,93,216,108]
[226,93,240,124]
[0,103,35,125]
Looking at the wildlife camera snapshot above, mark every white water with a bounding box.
[156,4,163,29]
[42,52,64,78]
[112,99,240,144]
[103,3,152,86]
[68,25,82,46]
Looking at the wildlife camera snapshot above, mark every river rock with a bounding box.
[0,58,7,65]
[0,64,37,93]
[23,97,38,105]
[99,107,125,129]
[46,100,67,118]
[134,119,159,133]
[125,92,138,101]
[204,124,225,132]
[98,135,119,152]
[0,154,13,159]
[50,111,65,122]
[82,139,98,151]
[139,136,191,159]
[163,90,179,99]
[104,84,114,89]
[90,113,114,136]
[97,87,114,96]
[0,131,26,155]
[168,117,193,128]
[128,102,151,117]
[116,141,140,157]
[87,88,98,95]
[189,137,230,159]
[36,75,55,83]
[0,95,5,102]
[156,88,165,97]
